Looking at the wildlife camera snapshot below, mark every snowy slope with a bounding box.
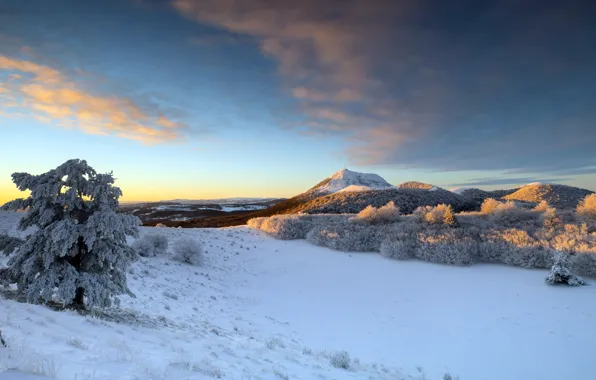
[310,169,395,194]
[449,187,473,195]
[2,211,596,380]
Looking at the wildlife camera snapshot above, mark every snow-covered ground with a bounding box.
[1,211,596,380]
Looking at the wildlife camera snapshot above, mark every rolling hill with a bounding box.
[503,183,594,209]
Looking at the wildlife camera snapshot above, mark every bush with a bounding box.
[481,198,502,214]
[415,229,478,265]
[577,194,596,220]
[329,351,351,369]
[247,217,266,230]
[133,234,169,257]
[533,200,550,212]
[258,215,313,240]
[540,206,560,229]
[351,201,400,224]
[173,238,204,266]
[353,205,378,224]
[377,201,401,222]
[414,204,458,226]
[380,235,416,260]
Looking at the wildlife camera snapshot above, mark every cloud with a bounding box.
[449,177,573,187]
[0,55,185,143]
[172,0,596,173]
[189,33,253,46]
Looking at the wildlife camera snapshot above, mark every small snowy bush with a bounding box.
[546,251,587,286]
[133,234,169,257]
[481,198,502,214]
[173,238,204,266]
[329,351,351,369]
[247,217,266,230]
[540,206,560,229]
[354,205,378,224]
[577,194,596,220]
[377,201,401,222]
[259,215,312,240]
[350,201,400,224]
[533,200,550,212]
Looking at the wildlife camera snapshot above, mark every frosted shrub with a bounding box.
[380,234,416,260]
[259,215,312,240]
[351,201,400,224]
[0,159,140,308]
[173,238,204,266]
[353,205,379,224]
[415,204,458,226]
[415,229,478,265]
[306,226,342,250]
[133,234,168,257]
[571,253,596,278]
[533,200,550,212]
[540,206,560,229]
[481,198,502,214]
[307,224,392,252]
[546,251,587,286]
[377,201,400,222]
[577,194,596,220]
[329,351,351,369]
[495,229,551,269]
[549,224,593,254]
[424,204,447,224]
[0,233,24,255]
[247,217,266,230]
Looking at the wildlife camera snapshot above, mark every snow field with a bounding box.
[1,211,596,379]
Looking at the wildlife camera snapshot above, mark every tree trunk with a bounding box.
[72,287,85,309]
[68,236,87,309]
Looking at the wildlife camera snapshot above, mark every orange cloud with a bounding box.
[0,55,185,143]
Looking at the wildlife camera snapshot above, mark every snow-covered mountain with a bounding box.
[308,169,396,194]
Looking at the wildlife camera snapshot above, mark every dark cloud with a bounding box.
[449,177,573,187]
[174,0,596,173]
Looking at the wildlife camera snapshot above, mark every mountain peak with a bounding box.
[309,168,395,194]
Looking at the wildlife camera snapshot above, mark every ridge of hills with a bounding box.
[136,170,593,227]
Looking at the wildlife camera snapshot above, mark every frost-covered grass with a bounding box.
[2,211,596,380]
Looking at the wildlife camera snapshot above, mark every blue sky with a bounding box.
[1,0,595,203]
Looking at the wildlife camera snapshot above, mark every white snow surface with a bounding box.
[1,211,596,380]
[313,169,396,194]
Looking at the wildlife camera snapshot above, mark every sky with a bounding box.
[1,0,595,204]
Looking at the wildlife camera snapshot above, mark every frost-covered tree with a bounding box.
[0,159,140,308]
[545,251,587,286]
[443,205,459,227]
